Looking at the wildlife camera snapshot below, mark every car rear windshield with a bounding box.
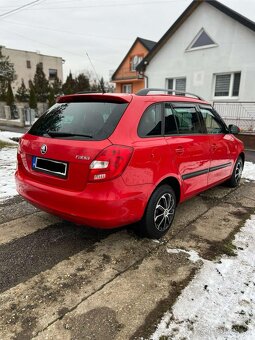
[28,101,128,140]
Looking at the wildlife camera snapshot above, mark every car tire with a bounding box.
[227,156,243,188]
[139,185,176,239]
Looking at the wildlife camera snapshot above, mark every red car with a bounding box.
[16,89,244,238]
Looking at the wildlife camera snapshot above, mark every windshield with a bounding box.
[28,101,128,140]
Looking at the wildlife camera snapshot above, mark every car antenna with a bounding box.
[85,51,105,94]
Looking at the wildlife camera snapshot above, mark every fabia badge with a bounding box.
[41,144,47,155]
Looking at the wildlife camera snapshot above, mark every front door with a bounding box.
[164,102,211,198]
[199,105,234,186]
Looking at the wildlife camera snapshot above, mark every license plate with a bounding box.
[32,156,68,178]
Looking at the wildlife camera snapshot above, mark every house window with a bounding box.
[49,69,57,80]
[187,28,217,51]
[214,72,241,97]
[26,60,31,69]
[130,55,143,71]
[166,77,186,94]
[122,84,132,93]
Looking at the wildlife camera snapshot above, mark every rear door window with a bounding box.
[28,101,128,140]
[172,105,203,134]
[138,103,162,137]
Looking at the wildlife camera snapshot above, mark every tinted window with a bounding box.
[138,104,162,137]
[200,107,225,134]
[172,106,203,134]
[191,30,215,49]
[232,72,241,96]
[164,103,178,135]
[29,101,128,140]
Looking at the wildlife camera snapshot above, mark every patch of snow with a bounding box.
[0,131,23,144]
[0,131,24,202]
[151,215,255,340]
[166,248,202,263]
[0,147,18,202]
[242,161,255,181]
[152,239,166,245]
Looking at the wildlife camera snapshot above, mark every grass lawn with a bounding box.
[0,140,15,149]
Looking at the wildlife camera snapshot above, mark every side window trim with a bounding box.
[195,104,207,134]
[211,107,228,132]
[164,102,180,136]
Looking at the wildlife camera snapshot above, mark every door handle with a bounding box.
[211,143,217,151]
[175,146,184,155]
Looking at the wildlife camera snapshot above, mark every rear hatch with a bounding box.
[19,94,130,191]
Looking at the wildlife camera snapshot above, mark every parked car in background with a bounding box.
[16,88,244,238]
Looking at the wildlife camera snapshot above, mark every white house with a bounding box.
[137,0,255,130]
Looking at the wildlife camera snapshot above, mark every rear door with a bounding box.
[164,102,211,197]
[199,105,234,185]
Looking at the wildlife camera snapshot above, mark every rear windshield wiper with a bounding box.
[47,131,93,138]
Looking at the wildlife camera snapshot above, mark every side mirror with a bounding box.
[228,124,240,134]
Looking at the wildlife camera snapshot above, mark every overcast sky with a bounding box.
[1,0,255,83]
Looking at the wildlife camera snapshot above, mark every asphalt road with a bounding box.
[246,150,255,162]
[0,181,255,339]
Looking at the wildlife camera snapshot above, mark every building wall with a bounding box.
[2,47,63,94]
[115,80,145,93]
[145,2,255,102]
[113,40,148,93]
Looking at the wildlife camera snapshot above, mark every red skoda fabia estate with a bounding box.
[16,89,244,238]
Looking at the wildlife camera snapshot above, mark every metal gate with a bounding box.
[213,102,255,132]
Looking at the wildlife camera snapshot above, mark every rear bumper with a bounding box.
[15,170,151,229]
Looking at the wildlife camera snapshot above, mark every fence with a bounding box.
[213,102,255,132]
[0,102,48,127]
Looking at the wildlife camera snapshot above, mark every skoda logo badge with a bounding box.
[41,144,47,154]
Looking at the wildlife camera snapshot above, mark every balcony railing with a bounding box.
[112,68,143,81]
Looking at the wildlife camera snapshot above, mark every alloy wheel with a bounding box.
[235,160,243,182]
[154,193,175,231]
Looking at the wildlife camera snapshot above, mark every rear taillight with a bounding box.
[88,145,133,182]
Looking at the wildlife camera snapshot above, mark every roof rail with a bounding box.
[136,88,204,100]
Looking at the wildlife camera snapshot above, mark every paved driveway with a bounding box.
[0,180,254,339]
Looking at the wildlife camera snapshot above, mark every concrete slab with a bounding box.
[34,248,199,340]
[0,196,38,224]
[0,182,254,340]
[225,182,255,209]
[0,211,60,245]
[0,231,157,339]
